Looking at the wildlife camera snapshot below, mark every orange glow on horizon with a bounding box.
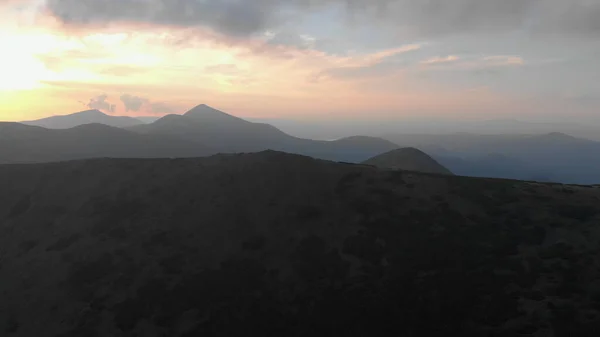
[0,5,539,123]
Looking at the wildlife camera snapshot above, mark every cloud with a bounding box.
[42,0,600,40]
[44,0,279,37]
[420,55,460,65]
[120,94,149,112]
[482,55,525,66]
[311,44,420,81]
[263,31,318,50]
[118,94,177,114]
[419,55,525,71]
[314,51,527,83]
[87,94,115,112]
[312,61,400,82]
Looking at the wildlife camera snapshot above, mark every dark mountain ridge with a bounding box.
[1,152,600,336]
[0,122,210,164]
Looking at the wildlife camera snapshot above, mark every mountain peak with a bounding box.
[74,109,107,117]
[184,104,224,116]
[183,104,248,124]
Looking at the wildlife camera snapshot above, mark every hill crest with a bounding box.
[363,147,454,175]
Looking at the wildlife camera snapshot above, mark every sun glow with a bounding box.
[0,55,46,91]
[0,32,53,91]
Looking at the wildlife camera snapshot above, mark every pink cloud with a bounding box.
[420,55,460,65]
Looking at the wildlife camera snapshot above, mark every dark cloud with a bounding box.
[43,0,600,39]
[45,0,280,37]
[87,94,116,112]
[120,94,149,112]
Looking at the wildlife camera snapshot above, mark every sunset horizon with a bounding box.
[1,0,599,124]
[4,3,600,335]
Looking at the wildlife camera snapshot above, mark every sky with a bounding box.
[0,0,599,123]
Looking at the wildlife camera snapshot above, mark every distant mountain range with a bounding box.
[384,132,600,184]
[362,147,454,175]
[129,104,399,162]
[22,109,144,129]
[3,104,398,165]
[249,117,600,142]
[0,122,210,164]
[9,104,600,184]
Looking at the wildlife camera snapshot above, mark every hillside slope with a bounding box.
[1,152,600,336]
[362,147,454,175]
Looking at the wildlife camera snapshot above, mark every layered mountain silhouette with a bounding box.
[130,104,293,152]
[385,132,600,184]
[2,152,600,336]
[1,104,398,164]
[12,104,600,184]
[0,122,209,164]
[130,104,399,162]
[22,109,143,129]
[362,147,453,175]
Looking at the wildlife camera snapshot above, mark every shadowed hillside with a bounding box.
[2,151,600,336]
[362,147,453,175]
[0,122,210,164]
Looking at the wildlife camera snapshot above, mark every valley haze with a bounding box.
[9,104,600,185]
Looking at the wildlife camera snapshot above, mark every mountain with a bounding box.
[22,109,144,129]
[2,151,600,336]
[131,104,293,152]
[0,122,210,164]
[135,116,163,124]
[362,147,453,175]
[384,132,600,184]
[0,104,397,165]
[247,117,600,142]
[130,104,398,162]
